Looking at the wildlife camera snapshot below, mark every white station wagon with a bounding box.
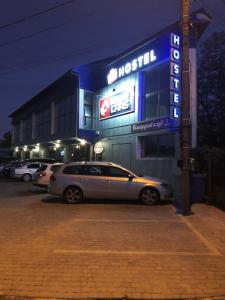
[48,161,174,205]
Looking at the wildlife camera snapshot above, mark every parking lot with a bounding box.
[0,176,225,299]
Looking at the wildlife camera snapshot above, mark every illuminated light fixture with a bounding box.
[54,140,61,149]
[23,145,28,151]
[94,141,104,154]
[15,147,19,152]
[75,145,80,149]
[53,147,57,151]
[34,144,40,152]
[80,139,86,146]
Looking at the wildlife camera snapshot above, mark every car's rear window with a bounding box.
[50,164,61,172]
[63,165,83,175]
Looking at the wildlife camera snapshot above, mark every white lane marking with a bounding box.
[71,219,183,223]
[170,206,222,256]
[53,249,220,256]
[54,211,222,257]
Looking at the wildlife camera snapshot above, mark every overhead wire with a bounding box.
[0,0,77,30]
[0,11,95,48]
[0,30,145,76]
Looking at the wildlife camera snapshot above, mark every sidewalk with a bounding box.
[0,201,225,300]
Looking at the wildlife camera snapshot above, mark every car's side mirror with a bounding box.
[128,174,135,181]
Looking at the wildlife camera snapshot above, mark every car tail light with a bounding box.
[50,174,56,181]
[40,172,46,177]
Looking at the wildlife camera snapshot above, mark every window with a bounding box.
[28,163,40,169]
[145,93,158,119]
[37,164,48,172]
[63,165,82,175]
[108,167,130,178]
[23,117,32,141]
[13,122,20,144]
[54,97,74,134]
[35,107,51,139]
[139,134,175,158]
[50,165,61,172]
[144,62,170,119]
[83,90,93,129]
[83,166,105,176]
[83,104,92,127]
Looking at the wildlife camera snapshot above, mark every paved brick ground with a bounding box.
[0,178,225,299]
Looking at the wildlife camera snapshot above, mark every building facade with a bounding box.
[9,30,191,194]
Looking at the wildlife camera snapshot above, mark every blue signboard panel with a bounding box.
[131,117,178,134]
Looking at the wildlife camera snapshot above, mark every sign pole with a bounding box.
[181,0,191,215]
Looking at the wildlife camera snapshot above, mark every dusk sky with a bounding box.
[0,0,224,138]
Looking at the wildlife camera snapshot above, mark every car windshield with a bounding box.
[37,164,48,172]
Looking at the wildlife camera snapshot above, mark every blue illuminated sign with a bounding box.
[170,33,181,119]
[106,34,171,85]
[107,50,157,84]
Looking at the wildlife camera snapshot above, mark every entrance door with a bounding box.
[112,143,131,169]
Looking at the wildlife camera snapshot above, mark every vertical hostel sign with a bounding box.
[170,33,181,120]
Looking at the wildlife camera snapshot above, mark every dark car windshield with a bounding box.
[36,164,48,172]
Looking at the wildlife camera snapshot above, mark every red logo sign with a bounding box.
[99,97,110,119]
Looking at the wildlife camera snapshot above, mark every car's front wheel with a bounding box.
[22,173,32,182]
[63,186,83,204]
[140,187,160,205]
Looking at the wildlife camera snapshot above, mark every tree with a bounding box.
[197,31,225,147]
[0,131,12,147]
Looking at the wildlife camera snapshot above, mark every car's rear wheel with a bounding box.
[23,173,32,182]
[140,187,160,205]
[63,186,83,204]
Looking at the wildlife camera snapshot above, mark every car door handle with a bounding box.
[107,180,112,184]
[81,179,87,182]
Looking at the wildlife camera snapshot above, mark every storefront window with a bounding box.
[144,62,170,119]
[139,134,175,158]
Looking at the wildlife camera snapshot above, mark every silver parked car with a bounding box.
[48,161,173,205]
[11,162,45,182]
[32,163,63,188]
